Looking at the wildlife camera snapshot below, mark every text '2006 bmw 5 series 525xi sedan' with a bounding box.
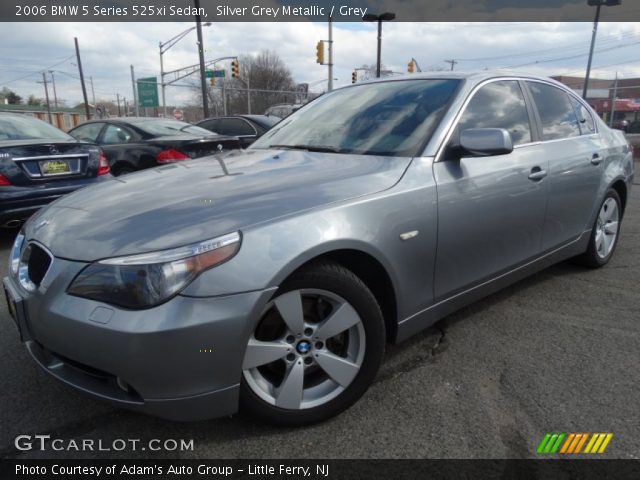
[3,72,634,425]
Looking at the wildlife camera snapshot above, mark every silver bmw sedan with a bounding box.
[3,72,634,425]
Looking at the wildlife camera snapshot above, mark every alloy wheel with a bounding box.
[242,289,366,410]
[595,197,619,259]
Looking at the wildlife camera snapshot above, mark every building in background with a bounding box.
[553,75,640,131]
[0,104,88,131]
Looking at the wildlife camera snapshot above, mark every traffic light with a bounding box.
[351,71,357,84]
[210,77,216,86]
[231,59,240,79]
[407,60,415,73]
[316,41,324,65]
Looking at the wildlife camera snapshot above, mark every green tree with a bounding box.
[0,87,23,104]
[27,95,43,106]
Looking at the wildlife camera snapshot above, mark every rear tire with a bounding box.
[575,188,622,268]
[240,261,385,426]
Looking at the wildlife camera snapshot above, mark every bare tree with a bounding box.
[191,50,298,118]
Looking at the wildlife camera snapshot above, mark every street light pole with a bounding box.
[159,41,167,117]
[363,12,395,78]
[159,21,212,118]
[583,0,622,100]
[195,0,209,118]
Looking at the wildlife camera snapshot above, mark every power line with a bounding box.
[457,30,640,64]
[0,54,75,84]
[503,40,640,69]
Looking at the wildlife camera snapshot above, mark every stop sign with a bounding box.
[173,109,184,121]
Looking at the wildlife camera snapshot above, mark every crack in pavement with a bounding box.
[375,325,448,384]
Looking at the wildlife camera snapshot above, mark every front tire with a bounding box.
[576,188,622,268]
[240,262,385,426]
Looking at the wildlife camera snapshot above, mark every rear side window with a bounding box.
[527,82,581,141]
[570,97,596,135]
[200,119,220,133]
[457,80,532,146]
[216,118,256,136]
[102,124,133,144]
[71,123,104,142]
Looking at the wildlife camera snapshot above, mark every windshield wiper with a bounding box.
[268,144,344,153]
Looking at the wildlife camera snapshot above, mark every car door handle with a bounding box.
[528,167,547,181]
[590,153,603,165]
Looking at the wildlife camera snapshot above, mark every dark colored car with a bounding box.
[69,117,240,176]
[0,113,110,228]
[196,115,280,148]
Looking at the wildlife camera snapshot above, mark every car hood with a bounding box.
[26,149,412,261]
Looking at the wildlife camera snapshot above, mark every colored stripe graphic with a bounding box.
[539,433,613,455]
[585,433,614,454]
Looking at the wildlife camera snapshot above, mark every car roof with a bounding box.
[347,70,572,90]
[199,114,280,128]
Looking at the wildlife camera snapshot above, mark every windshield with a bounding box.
[252,79,460,156]
[0,115,73,142]
[131,119,213,137]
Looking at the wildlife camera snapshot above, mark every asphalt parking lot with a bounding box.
[1,178,638,460]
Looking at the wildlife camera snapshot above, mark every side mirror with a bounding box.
[459,128,514,157]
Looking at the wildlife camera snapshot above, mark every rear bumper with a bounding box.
[0,176,110,226]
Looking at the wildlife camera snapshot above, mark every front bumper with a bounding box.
[3,260,274,421]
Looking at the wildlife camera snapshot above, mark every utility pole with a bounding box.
[222,82,227,115]
[583,3,602,99]
[328,16,333,91]
[445,59,458,71]
[40,72,53,124]
[74,37,91,119]
[609,72,618,127]
[48,71,58,109]
[89,76,96,117]
[247,75,251,114]
[116,93,121,116]
[131,65,139,116]
[194,0,209,118]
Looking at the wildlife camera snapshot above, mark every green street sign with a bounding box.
[137,77,159,108]
[205,70,225,79]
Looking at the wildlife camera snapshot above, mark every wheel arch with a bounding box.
[610,178,627,216]
[270,243,400,343]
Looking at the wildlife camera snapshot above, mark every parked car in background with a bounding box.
[264,104,300,119]
[5,72,634,426]
[69,118,240,176]
[197,115,280,148]
[0,113,110,228]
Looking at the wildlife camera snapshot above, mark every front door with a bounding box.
[433,79,548,300]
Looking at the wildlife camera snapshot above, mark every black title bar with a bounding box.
[2,0,640,22]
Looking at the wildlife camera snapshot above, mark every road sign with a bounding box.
[206,69,226,78]
[173,109,184,121]
[137,77,159,108]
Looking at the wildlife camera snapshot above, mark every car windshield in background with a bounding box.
[130,119,213,137]
[0,115,73,142]
[252,79,461,157]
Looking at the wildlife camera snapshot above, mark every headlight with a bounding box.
[9,232,25,276]
[68,232,241,309]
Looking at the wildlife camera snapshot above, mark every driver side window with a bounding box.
[457,80,533,146]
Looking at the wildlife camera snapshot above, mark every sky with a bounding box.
[1,21,639,110]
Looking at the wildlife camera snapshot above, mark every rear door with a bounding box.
[433,79,548,300]
[524,81,603,251]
